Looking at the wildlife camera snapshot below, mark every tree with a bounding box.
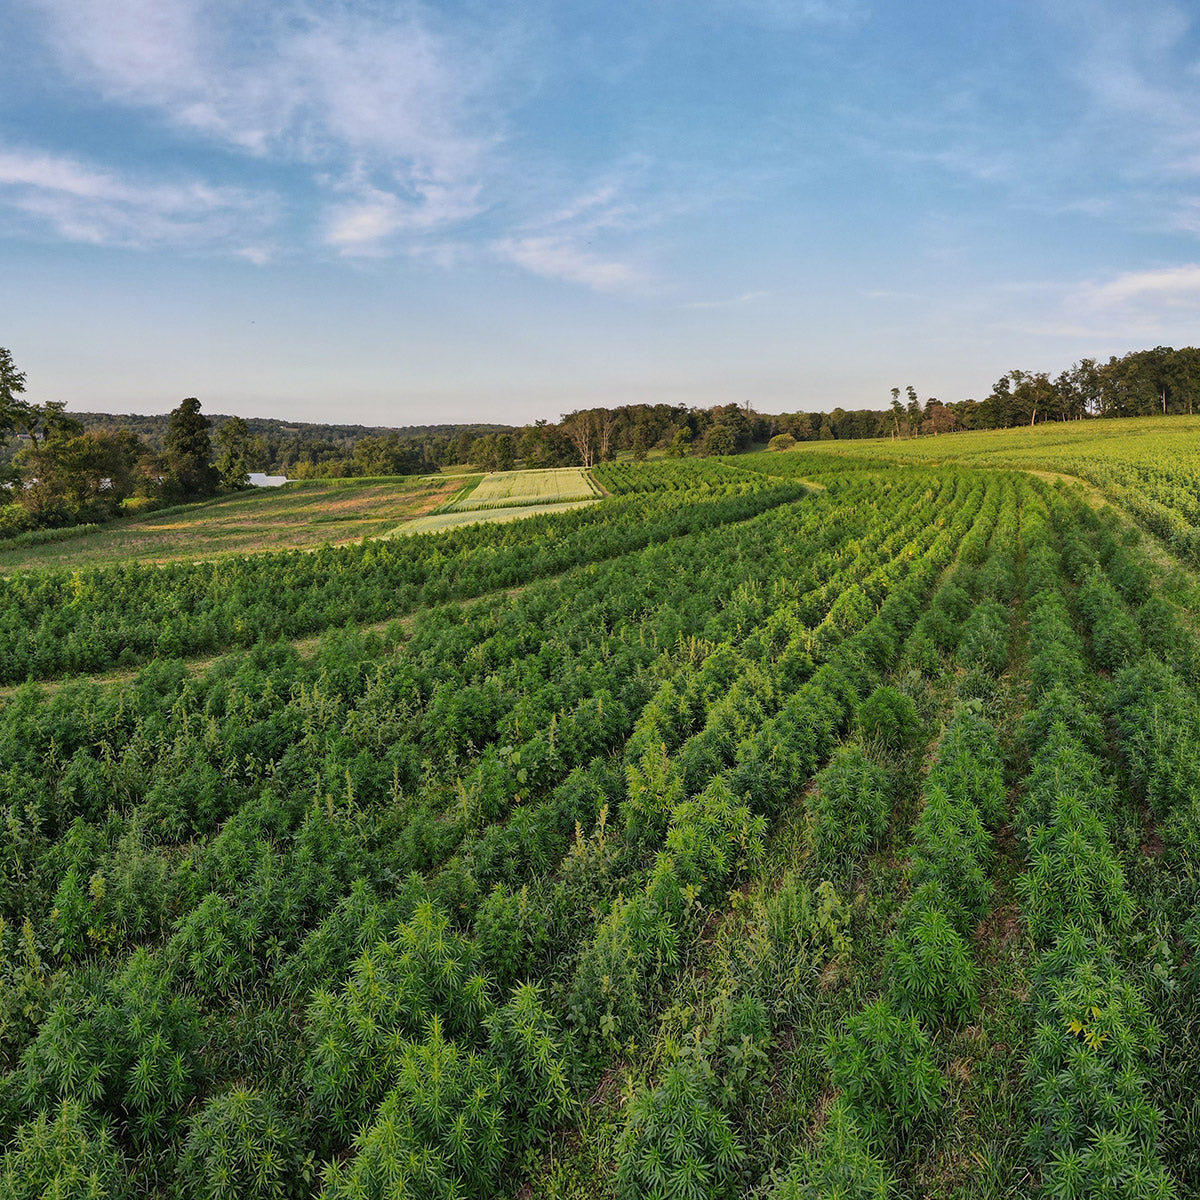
[164,397,219,498]
[561,410,597,467]
[596,408,618,463]
[905,385,923,434]
[983,375,1013,427]
[12,400,81,450]
[665,426,693,457]
[215,416,253,489]
[0,347,30,442]
[494,432,515,471]
[921,401,956,435]
[470,433,498,471]
[701,423,738,456]
[708,403,752,450]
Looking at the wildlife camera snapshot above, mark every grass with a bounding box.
[387,497,600,536]
[794,413,1200,471]
[0,476,461,571]
[451,467,601,510]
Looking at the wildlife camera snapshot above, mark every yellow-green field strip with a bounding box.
[385,497,600,536]
[450,466,601,510]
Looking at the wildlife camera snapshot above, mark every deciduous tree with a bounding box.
[164,397,219,498]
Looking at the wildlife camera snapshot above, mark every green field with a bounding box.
[450,465,602,509]
[389,496,600,535]
[0,476,460,571]
[5,425,1200,1199]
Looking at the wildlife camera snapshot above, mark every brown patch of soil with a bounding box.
[974,901,1021,956]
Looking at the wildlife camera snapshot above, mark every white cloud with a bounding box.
[999,263,1200,342]
[492,235,644,291]
[28,0,502,250]
[235,246,272,266]
[324,177,484,255]
[0,144,275,252]
[1080,263,1200,308]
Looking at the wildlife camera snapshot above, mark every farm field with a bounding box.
[812,414,1200,568]
[3,436,1200,1199]
[450,466,602,509]
[390,496,600,535]
[0,476,460,572]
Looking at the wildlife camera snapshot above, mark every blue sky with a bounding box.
[3,0,1200,424]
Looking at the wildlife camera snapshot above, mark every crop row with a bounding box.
[315,473,996,1197]
[0,468,1000,1195]
[1012,490,1175,1198]
[0,472,808,682]
[763,481,1025,1195]
[607,476,1013,1197]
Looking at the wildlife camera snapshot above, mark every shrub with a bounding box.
[856,685,923,758]
[319,1017,506,1200]
[958,600,1009,675]
[615,1055,746,1200]
[826,999,944,1146]
[809,747,891,877]
[909,784,993,928]
[567,899,651,1062]
[889,904,979,1027]
[18,949,201,1148]
[0,1101,130,1200]
[178,1088,299,1200]
[1016,796,1134,946]
[474,883,549,990]
[1025,930,1171,1196]
[305,902,491,1141]
[486,983,573,1149]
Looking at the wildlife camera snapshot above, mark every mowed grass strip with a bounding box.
[451,466,599,510]
[0,476,461,570]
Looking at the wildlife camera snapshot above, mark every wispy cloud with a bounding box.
[492,235,644,291]
[1001,262,1200,342]
[27,0,504,252]
[490,166,669,291]
[683,290,771,309]
[0,144,275,252]
[1079,263,1200,308]
[1046,0,1200,178]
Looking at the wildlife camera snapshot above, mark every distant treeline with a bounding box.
[3,343,1200,535]
[62,414,511,478]
[445,345,1200,469]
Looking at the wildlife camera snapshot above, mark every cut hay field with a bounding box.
[389,496,599,535]
[451,465,601,509]
[0,476,460,571]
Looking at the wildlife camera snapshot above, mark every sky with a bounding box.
[4,0,1200,425]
